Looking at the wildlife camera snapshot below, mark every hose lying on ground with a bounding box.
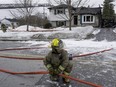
[0,48,111,87]
[0,48,113,60]
[0,47,45,51]
[73,48,113,58]
[0,69,102,87]
[0,55,44,60]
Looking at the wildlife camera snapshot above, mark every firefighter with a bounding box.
[43,38,73,83]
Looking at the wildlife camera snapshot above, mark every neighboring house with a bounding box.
[48,4,102,27]
[74,7,102,27]
[0,18,19,29]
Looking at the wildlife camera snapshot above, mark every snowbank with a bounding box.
[0,31,39,41]
[31,26,94,40]
[11,25,45,32]
[92,29,101,35]
[0,25,94,41]
[113,28,116,33]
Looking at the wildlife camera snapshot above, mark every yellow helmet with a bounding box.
[51,38,64,48]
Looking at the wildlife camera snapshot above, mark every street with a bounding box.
[0,41,116,87]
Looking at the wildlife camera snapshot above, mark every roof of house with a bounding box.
[5,18,18,22]
[74,7,102,15]
[48,4,101,15]
[48,4,74,9]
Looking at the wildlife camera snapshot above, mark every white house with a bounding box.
[0,18,18,29]
[48,4,102,27]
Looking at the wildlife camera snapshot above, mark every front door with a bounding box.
[74,16,78,25]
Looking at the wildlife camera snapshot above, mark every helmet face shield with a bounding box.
[58,40,64,48]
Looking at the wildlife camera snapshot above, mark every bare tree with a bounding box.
[47,0,89,30]
[9,0,38,31]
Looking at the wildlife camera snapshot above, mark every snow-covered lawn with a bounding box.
[0,25,116,56]
[0,25,116,48]
[0,25,94,40]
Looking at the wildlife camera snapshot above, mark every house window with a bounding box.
[56,9,65,14]
[82,15,95,23]
[56,21,66,27]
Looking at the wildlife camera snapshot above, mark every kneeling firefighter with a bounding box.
[43,38,73,83]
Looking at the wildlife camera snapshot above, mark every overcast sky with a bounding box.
[0,0,106,6]
[0,0,115,19]
[0,0,115,8]
[0,0,115,7]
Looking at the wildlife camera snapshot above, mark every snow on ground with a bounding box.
[0,25,116,48]
[0,25,116,58]
[25,39,116,56]
[92,28,101,35]
[13,25,47,31]
[0,25,94,40]
[113,28,116,33]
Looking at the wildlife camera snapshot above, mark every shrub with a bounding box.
[44,23,52,29]
[1,24,7,33]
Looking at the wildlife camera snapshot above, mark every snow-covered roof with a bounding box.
[0,18,11,25]
[5,18,18,22]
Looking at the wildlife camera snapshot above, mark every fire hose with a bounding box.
[0,48,113,87]
[0,47,45,51]
[0,55,44,60]
[0,69,102,87]
[73,48,113,58]
[0,48,113,60]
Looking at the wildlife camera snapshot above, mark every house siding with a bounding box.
[48,5,101,27]
[50,21,57,27]
[80,15,99,27]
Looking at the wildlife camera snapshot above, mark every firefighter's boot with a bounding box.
[50,75,59,81]
[62,71,70,84]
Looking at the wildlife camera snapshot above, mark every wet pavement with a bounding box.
[0,41,44,87]
[0,28,116,87]
[35,50,116,87]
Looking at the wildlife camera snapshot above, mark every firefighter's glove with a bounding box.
[48,67,54,73]
[59,65,65,71]
[55,65,65,74]
[46,64,54,74]
[54,69,61,74]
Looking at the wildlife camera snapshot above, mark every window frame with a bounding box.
[56,21,66,27]
[56,9,65,14]
[82,15,95,23]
